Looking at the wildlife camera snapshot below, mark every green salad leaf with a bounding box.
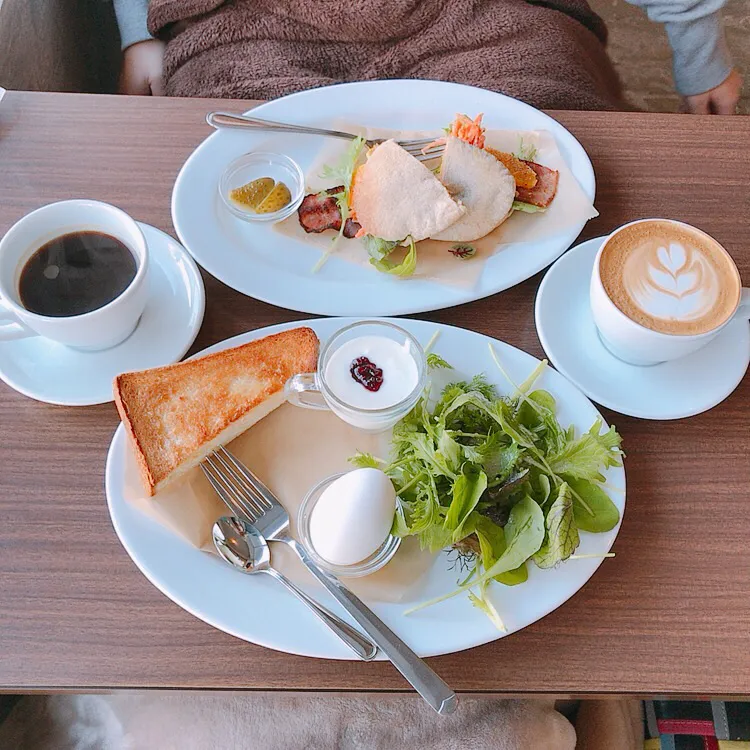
[426,353,452,370]
[444,466,488,542]
[533,483,579,569]
[514,137,538,162]
[363,235,399,262]
[512,200,546,214]
[566,477,620,533]
[320,136,365,189]
[358,351,623,629]
[313,137,365,272]
[368,236,417,276]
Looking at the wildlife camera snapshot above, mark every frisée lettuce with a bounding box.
[351,350,622,629]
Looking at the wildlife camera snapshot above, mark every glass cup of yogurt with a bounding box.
[284,321,426,433]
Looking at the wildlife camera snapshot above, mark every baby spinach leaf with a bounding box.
[533,483,580,569]
[565,477,620,533]
[471,496,544,585]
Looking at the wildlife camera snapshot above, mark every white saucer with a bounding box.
[0,223,205,406]
[535,237,750,420]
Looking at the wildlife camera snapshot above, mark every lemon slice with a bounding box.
[256,182,292,214]
[229,177,275,209]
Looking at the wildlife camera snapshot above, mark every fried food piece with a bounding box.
[485,148,538,189]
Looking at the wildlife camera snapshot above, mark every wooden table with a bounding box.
[0,91,748,697]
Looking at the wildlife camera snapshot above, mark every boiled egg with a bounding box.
[309,468,397,566]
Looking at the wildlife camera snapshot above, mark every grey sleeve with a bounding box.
[624,0,732,95]
[113,0,153,50]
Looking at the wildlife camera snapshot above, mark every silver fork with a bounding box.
[202,447,457,716]
[206,112,446,162]
[203,458,377,662]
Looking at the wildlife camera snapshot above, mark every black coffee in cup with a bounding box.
[18,231,137,317]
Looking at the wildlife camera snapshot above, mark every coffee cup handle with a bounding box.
[0,299,36,341]
[284,373,330,411]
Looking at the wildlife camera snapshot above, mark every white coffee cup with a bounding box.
[590,218,750,366]
[0,200,149,350]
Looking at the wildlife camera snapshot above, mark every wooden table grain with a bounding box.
[0,91,748,696]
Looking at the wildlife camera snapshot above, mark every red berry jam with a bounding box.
[350,356,383,392]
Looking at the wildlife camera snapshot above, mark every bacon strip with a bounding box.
[514,161,559,208]
[297,186,361,237]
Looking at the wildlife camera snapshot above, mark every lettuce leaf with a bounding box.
[363,235,399,262]
[320,136,365,187]
[313,137,366,272]
[512,200,546,214]
[533,483,580,569]
[443,466,487,542]
[364,357,622,628]
[369,236,417,276]
[548,419,623,483]
[426,353,452,370]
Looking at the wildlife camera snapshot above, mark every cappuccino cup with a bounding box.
[591,219,749,366]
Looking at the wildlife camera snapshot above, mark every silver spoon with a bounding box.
[212,516,377,661]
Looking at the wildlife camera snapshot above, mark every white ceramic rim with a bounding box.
[595,218,743,338]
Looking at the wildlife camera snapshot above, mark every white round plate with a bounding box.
[535,237,750,420]
[106,317,625,659]
[172,80,594,316]
[0,224,205,406]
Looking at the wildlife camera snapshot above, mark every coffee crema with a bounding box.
[18,231,137,318]
[599,221,740,335]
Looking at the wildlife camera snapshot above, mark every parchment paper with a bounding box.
[125,403,435,603]
[275,122,598,288]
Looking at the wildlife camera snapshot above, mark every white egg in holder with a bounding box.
[297,468,401,577]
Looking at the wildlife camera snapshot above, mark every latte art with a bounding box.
[599,221,741,335]
[622,239,719,322]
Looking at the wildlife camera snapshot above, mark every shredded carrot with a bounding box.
[421,136,447,154]
[450,113,485,149]
[422,113,486,154]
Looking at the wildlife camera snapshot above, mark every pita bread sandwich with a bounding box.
[349,140,464,242]
[431,136,516,243]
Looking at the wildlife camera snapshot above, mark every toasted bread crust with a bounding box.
[113,327,319,496]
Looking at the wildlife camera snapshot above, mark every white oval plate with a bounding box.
[106,318,625,659]
[172,80,594,316]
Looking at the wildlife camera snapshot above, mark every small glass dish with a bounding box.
[297,472,402,579]
[218,151,305,223]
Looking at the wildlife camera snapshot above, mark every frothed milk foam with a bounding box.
[599,221,740,335]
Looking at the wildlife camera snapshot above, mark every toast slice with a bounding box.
[114,327,319,496]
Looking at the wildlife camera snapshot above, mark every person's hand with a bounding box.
[119,39,166,96]
[682,69,743,114]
